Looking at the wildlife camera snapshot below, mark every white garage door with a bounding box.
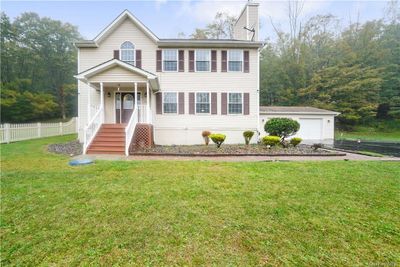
[298,118,323,140]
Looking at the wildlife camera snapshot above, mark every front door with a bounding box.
[116,92,140,123]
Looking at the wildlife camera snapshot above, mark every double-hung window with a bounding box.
[196,92,210,114]
[120,41,135,65]
[228,50,243,72]
[228,93,243,114]
[195,50,210,71]
[163,92,177,114]
[163,49,178,71]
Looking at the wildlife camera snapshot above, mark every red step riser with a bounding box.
[90,143,125,148]
[94,137,125,143]
[96,133,125,137]
[87,151,125,155]
[99,129,125,133]
[88,149,124,153]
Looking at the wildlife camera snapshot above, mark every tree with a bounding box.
[260,3,400,126]
[264,118,300,141]
[191,12,236,39]
[1,12,81,122]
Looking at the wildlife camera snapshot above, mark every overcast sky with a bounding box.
[1,0,391,40]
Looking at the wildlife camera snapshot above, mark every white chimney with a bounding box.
[233,1,259,41]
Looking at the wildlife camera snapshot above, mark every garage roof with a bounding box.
[260,106,340,115]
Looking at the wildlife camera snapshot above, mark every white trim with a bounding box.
[162,49,179,72]
[113,90,142,123]
[162,91,179,115]
[194,92,211,115]
[257,49,260,138]
[194,49,211,72]
[120,41,136,65]
[94,10,159,44]
[260,111,340,116]
[227,92,244,115]
[75,59,157,80]
[227,49,244,72]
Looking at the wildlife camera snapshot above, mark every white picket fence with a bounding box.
[0,117,77,144]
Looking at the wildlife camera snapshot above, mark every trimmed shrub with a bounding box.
[262,136,281,146]
[264,118,300,141]
[290,137,302,147]
[243,130,254,145]
[209,133,226,148]
[202,130,211,145]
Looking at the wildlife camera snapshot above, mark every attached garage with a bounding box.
[259,106,340,145]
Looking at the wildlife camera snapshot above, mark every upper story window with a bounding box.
[228,50,243,72]
[195,49,210,72]
[196,92,210,114]
[120,41,135,65]
[228,93,243,114]
[163,49,178,71]
[163,92,177,114]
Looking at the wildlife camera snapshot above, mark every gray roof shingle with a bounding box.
[260,106,340,115]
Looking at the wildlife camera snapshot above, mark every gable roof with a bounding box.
[74,10,159,47]
[260,106,340,115]
[75,59,160,90]
[158,39,264,48]
[75,9,264,49]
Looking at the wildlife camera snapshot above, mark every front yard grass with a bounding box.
[1,135,399,266]
[336,120,400,142]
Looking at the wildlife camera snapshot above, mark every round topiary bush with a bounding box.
[262,136,281,146]
[243,130,254,145]
[201,130,211,145]
[209,133,226,148]
[264,118,300,141]
[290,137,302,147]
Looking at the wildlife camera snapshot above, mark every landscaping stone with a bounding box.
[48,140,82,156]
[133,144,339,156]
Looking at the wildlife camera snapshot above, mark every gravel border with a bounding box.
[131,152,346,157]
[132,144,345,157]
[48,140,82,156]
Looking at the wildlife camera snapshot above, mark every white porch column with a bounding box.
[87,82,91,123]
[134,82,138,109]
[100,82,104,121]
[146,81,150,123]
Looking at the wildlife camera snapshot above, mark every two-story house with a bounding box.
[75,1,338,155]
[75,2,264,155]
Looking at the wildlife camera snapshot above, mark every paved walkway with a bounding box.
[75,151,400,162]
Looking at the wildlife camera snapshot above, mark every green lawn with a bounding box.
[336,120,400,142]
[336,130,400,142]
[1,135,400,266]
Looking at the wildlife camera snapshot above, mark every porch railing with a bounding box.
[138,105,152,124]
[83,106,104,154]
[125,107,138,156]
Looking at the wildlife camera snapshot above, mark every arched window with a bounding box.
[123,94,134,109]
[120,41,135,65]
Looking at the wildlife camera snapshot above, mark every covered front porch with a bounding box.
[93,81,153,125]
[75,59,160,155]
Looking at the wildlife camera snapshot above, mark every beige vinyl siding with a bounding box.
[79,18,158,73]
[88,66,147,83]
[247,5,259,41]
[77,16,260,144]
[78,18,157,140]
[233,8,248,40]
[153,49,258,145]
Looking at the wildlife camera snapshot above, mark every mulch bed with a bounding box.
[132,144,345,157]
[48,140,82,156]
